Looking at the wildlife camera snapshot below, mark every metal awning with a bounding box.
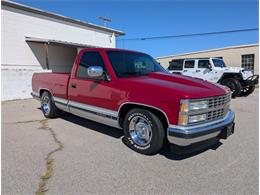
[25,36,98,69]
[25,36,97,48]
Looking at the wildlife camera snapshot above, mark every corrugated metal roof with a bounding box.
[25,36,98,48]
[2,0,125,36]
[157,43,259,59]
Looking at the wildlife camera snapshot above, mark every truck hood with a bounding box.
[222,66,253,79]
[125,72,229,99]
[222,66,242,73]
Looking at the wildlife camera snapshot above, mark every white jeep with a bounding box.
[167,58,258,98]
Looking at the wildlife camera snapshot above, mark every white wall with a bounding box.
[1,5,117,101]
[1,66,44,101]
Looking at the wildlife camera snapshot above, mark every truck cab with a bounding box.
[168,57,258,98]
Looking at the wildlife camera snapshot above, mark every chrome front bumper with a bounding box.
[167,110,235,146]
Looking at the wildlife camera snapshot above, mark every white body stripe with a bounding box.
[52,96,120,129]
[69,100,118,118]
[53,97,69,105]
[34,94,169,130]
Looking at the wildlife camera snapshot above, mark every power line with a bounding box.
[118,28,259,41]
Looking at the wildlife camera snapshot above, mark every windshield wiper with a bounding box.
[122,71,147,75]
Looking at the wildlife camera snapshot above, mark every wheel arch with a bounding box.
[218,73,243,83]
[39,88,54,98]
[118,103,169,132]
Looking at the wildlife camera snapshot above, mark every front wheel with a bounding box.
[123,108,165,155]
[221,78,242,98]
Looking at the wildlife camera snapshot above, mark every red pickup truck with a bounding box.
[31,48,235,155]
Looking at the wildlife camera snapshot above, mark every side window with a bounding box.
[184,60,195,68]
[169,59,183,70]
[198,60,210,68]
[77,52,106,79]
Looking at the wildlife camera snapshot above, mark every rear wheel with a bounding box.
[221,78,242,98]
[41,91,60,118]
[240,85,255,97]
[123,108,165,155]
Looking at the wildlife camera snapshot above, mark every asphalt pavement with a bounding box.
[2,90,259,194]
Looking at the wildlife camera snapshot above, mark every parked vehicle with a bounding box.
[167,58,258,98]
[32,48,235,155]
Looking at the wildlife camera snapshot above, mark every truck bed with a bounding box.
[32,72,70,100]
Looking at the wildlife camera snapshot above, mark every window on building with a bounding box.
[77,51,106,79]
[184,60,195,68]
[168,59,184,70]
[198,60,210,68]
[241,54,254,72]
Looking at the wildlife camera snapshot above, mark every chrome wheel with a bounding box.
[42,95,50,115]
[129,116,152,146]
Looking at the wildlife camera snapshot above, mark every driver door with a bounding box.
[68,51,118,111]
[194,59,216,82]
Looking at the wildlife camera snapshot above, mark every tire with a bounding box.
[221,78,242,98]
[240,85,255,97]
[40,91,60,118]
[123,108,165,155]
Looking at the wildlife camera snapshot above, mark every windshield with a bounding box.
[106,51,166,78]
[212,59,226,68]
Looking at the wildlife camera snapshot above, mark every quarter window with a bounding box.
[241,54,254,73]
[77,52,106,79]
[184,60,195,68]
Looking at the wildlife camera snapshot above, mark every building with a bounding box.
[157,44,259,74]
[1,0,124,101]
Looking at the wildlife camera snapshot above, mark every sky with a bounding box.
[13,0,259,58]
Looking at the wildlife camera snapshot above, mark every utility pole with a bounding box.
[98,16,112,27]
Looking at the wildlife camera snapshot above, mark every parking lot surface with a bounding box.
[2,90,259,195]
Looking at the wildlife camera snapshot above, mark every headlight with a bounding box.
[188,114,207,123]
[179,99,208,126]
[189,100,208,110]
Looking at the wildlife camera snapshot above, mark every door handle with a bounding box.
[183,70,188,72]
[196,70,201,72]
[70,83,77,88]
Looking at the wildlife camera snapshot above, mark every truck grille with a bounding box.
[207,108,225,121]
[207,93,231,121]
[188,93,231,126]
[208,94,231,108]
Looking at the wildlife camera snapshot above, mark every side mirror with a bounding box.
[87,66,104,78]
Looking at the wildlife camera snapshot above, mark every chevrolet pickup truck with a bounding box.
[31,48,235,155]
